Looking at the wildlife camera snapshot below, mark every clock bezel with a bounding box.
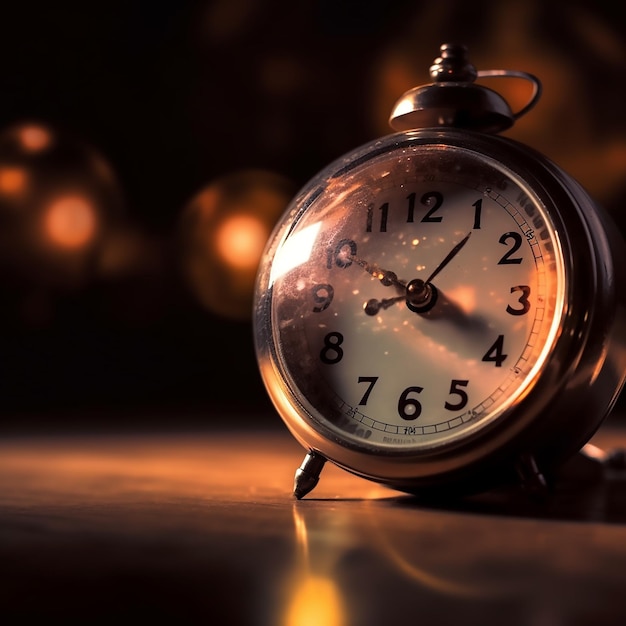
[253,128,626,494]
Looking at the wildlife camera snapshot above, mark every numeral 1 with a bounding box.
[472,199,482,229]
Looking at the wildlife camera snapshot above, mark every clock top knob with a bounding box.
[389,43,542,134]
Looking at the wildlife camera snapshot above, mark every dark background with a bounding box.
[0,0,624,432]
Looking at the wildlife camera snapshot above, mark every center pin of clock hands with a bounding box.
[361,232,472,316]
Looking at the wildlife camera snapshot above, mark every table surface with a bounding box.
[2,416,626,626]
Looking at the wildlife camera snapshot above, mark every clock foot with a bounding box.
[515,453,548,499]
[293,451,327,499]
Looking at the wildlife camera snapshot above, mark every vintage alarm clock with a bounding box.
[253,44,626,499]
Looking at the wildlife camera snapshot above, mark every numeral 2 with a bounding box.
[497,232,523,264]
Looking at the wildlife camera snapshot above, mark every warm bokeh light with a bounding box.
[0,166,28,196]
[18,124,52,152]
[0,121,125,309]
[179,169,295,320]
[215,213,269,270]
[43,195,98,249]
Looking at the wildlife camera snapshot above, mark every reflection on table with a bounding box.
[1,417,626,625]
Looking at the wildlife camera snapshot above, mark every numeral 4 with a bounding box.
[482,335,508,367]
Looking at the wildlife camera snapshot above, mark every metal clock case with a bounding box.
[253,44,626,499]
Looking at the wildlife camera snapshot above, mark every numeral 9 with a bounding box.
[312,284,334,312]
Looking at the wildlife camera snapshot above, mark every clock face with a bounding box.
[264,139,566,454]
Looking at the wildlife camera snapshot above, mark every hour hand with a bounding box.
[363,282,438,316]
[363,295,405,316]
[349,255,406,291]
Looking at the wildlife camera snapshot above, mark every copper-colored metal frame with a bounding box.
[254,129,626,495]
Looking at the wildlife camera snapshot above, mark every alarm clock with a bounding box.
[253,44,626,499]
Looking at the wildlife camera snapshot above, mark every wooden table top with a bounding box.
[2,416,626,625]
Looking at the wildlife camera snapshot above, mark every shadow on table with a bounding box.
[390,448,626,524]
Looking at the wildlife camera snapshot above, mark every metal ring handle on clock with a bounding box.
[476,69,543,121]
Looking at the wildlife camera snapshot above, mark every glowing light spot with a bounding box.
[391,97,416,119]
[215,213,268,270]
[411,238,420,246]
[178,169,295,320]
[18,125,52,152]
[447,286,477,314]
[44,195,97,249]
[270,222,321,284]
[285,576,345,626]
[0,167,28,195]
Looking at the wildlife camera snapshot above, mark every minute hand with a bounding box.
[425,231,472,284]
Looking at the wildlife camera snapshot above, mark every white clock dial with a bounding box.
[269,143,565,452]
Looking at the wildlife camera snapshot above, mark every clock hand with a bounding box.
[349,255,407,291]
[364,295,405,316]
[361,233,472,315]
[364,286,491,340]
[406,232,472,313]
[425,231,472,284]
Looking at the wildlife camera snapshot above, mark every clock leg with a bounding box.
[515,453,548,498]
[293,451,327,499]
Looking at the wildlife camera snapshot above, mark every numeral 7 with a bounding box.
[357,376,379,405]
